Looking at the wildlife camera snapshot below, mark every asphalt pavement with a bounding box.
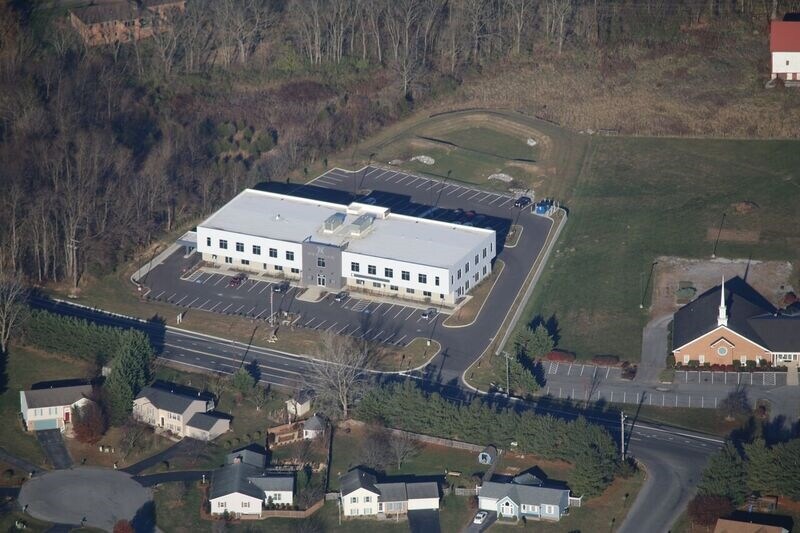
[36,430,72,470]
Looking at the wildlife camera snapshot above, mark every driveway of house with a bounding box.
[408,509,441,533]
[635,314,673,384]
[36,430,72,470]
[461,511,496,533]
[18,467,152,532]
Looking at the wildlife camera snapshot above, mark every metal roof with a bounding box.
[198,189,494,269]
[22,385,93,409]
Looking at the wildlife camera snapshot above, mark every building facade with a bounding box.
[771,20,800,81]
[20,385,93,432]
[133,386,228,440]
[339,468,440,518]
[672,277,800,366]
[196,190,496,305]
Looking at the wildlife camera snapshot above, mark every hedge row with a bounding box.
[23,308,146,365]
[355,382,620,497]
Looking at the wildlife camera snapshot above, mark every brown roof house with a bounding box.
[69,0,186,47]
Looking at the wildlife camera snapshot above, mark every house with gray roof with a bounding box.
[477,471,579,521]
[20,384,94,432]
[209,447,294,517]
[339,467,440,518]
[132,385,229,441]
[672,276,800,367]
[302,413,326,440]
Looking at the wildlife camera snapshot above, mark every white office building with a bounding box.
[196,189,496,305]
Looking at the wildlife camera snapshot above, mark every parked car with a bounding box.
[334,291,348,302]
[421,308,437,319]
[272,281,290,293]
[473,511,488,524]
[464,210,477,220]
[514,196,532,208]
[228,274,246,287]
[363,197,377,205]
[453,208,464,217]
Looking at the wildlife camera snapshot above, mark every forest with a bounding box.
[1,0,799,286]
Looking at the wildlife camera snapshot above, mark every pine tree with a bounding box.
[744,438,779,495]
[104,372,134,425]
[528,325,555,359]
[231,366,256,397]
[697,443,748,505]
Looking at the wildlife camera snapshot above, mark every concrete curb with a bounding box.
[442,260,506,329]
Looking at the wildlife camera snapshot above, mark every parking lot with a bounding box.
[141,165,553,378]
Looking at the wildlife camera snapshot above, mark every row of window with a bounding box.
[353,280,442,298]
[213,255,300,274]
[33,407,62,416]
[350,496,371,503]
[210,238,295,261]
[682,354,750,365]
[350,262,440,286]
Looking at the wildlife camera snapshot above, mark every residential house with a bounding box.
[285,390,313,419]
[209,447,295,517]
[20,384,93,432]
[477,471,578,522]
[771,18,800,82]
[672,277,800,366]
[714,518,789,533]
[69,0,185,47]
[339,467,440,518]
[302,414,325,440]
[132,385,229,440]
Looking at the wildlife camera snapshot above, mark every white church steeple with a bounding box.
[717,276,728,327]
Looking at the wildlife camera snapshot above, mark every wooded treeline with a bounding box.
[0,0,796,285]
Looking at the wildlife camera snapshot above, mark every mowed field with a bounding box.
[522,135,800,361]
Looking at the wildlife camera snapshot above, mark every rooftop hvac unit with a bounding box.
[323,212,346,232]
[349,214,375,236]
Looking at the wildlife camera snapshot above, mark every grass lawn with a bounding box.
[154,481,207,533]
[444,260,505,327]
[438,127,540,161]
[632,405,748,438]
[520,136,800,362]
[0,345,93,466]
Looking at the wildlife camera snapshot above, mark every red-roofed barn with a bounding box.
[770,20,800,81]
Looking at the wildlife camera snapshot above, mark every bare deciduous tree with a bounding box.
[304,332,370,420]
[389,431,420,469]
[0,274,27,354]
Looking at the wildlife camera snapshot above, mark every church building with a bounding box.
[672,277,800,366]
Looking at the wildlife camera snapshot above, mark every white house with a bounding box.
[339,467,440,518]
[285,390,312,419]
[477,471,579,522]
[20,384,93,432]
[771,20,800,81]
[302,414,325,440]
[209,447,295,517]
[195,188,496,305]
[132,385,229,440]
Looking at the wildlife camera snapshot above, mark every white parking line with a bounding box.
[394,334,407,345]
[489,195,504,205]
[415,179,429,188]
[404,308,416,320]
[213,276,226,286]
[254,308,267,319]
[186,297,199,307]
[222,303,233,313]
[359,328,373,339]
[365,167,383,177]
[314,320,327,330]
[407,177,421,186]
[167,293,177,301]
[371,330,384,341]
[155,290,166,299]
[258,283,271,295]
[498,198,513,207]
[314,178,338,186]
[304,318,317,328]
[425,182,439,191]
[337,324,350,334]
[457,189,472,198]
[326,322,338,331]
[467,191,481,200]
[383,304,396,316]
[234,305,245,313]
[372,303,383,313]
[246,306,256,315]
[393,306,406,319]
[395,175,412,184]
[175,295,188,305]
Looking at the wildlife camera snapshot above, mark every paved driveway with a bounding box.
[461,511,496,532]
[36,430,72,470]
[636,314,672,384]
[408,509,441,533]
[18,467,152,532]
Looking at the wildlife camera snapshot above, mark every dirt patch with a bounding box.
[649,256,794,318]
[705,228,760,244]
[731,201,759,214]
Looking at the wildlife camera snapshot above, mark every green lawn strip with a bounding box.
[0,345,94,466]
[520,136,800,363]
[631,405,746,438]
[437,127,539,161]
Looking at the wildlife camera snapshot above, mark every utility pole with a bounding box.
[620,410,627,459]
[270,290,274,326]
[501,351,512,398]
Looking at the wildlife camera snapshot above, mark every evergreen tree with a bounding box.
[104,372,134,425]
[744,438,779,495]
[232,366,256,396]
[697,443,748,505]
[528,324,555,359]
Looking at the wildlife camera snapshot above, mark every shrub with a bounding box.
[724,365,735,372]
[665,354,675,367]
[592,355,620,366]
[545,350,576,363]
[687,360,700,369]
[745,360,756,371]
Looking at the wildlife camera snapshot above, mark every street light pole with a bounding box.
[501,351,512,398]
[270,290,274,326]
